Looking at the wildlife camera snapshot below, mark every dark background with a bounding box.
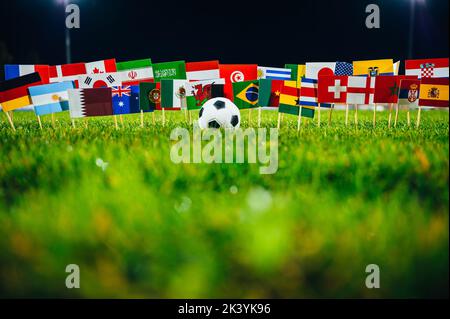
[0,0,448,72]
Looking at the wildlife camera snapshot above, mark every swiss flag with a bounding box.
[318,76,348,103]
[374,75,417,103]
[219,64,257,100]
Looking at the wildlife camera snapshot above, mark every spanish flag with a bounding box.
[419,78,449,107]
[0,72,42,112]
[353,59,394,76]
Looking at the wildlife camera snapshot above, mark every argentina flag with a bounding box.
[28,81,74,116]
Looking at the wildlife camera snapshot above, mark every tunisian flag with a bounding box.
[318,75,348,103]
[373,75,417,103]
[219,64,257,100]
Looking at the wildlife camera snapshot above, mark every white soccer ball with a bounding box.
[198,97,240,129]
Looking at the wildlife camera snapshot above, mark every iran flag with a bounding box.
[186,60,220,81]
[318,76,348,103]
[50,59,117,83]
[346,76,375,105]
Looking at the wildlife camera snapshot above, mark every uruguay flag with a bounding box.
[112,85,140,115]
[28,81,75,116]
[5,64,50,84]
[258,66,292,80]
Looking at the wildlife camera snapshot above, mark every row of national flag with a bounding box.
[0,58,448,119]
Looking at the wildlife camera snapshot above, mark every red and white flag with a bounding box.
[218,64,258,100]
[186,60,220,81]
[346,76,375,105]
[78,72,122,88]
[305,62,336,80]
[318,76,348,103]
[49,59,117,83]
[405,58,449,79]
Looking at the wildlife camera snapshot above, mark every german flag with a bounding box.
[0,72,42,112]
[419,78,449,107]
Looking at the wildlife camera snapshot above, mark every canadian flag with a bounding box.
[318,76,348,103]
[346,76,375,105]
[49,59,117,83]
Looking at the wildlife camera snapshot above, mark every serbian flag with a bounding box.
[186,60,220,81]
[49,59,117,83]
[373,75,417,103]
[318,76,348,103]
[398,79,420,108]
[419,78,449,107]
[219,64,258,100]
[405,58,449,79]
[346,76,375,105]
[0,72,42,112]
[4,64,50,84]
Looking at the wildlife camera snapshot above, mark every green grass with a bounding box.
[0,109,448,298]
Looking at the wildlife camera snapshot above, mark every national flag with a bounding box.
[232,80,259,109]
[373,75,417,103]
[257,66,291,80]
[258,79,284,109]
[419,78,449,108]
[398,79,420,108]
[153,61,187,82]
[284,64,305,87]
[78,72,122,88]
[346,76,376,104]
[49,59,117,83]
[28,81,75,116]
[334,62,353,75]
[317,76,348,103]
[185,78,225,110]
[219,64,258,100]
[305,62,336,80]
[405,58,449,79]
[160,79,188,110]
[139,82,160,112]
[0,72,42,112]
[352,59,394,76]
[299,77,319,112]
[278,81,300,116]
[393,61,400,76]
[68,88,113,118]
[111,85,140,115]
[186,60,220,81]
[115,58,154,85]
[5,64,50,84]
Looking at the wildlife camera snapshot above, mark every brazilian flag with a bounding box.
[232,80,259,109]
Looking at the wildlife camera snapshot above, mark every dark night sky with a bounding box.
[0,0,448,72]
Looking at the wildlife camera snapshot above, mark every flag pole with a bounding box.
[297,106,303,131]
[328,104,334,126]
[407,109,411,127]
[184,109,188,123]
[51,113,55,128]
[277,113,281,129]
[37,115,43,130]
[114,115,119,129]
[394,103,399,127]
[354,104,358,127]
[152,111,155,125]
[162,109,166,126]
[317,103,321,127]
[5,111,16,131]
[416,106,422,128]
[71,119,76,128]
[119,114,124,125]
[258,107,262,127]
[388,103,393,128]
[248,108,252,126]
[345,104,349,126]
[140,110,144,128]
[189,110,192,124]
[373,103,377,128]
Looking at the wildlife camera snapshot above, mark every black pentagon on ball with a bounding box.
[208,120,221,129]
[231,115,239,127]
[199,107,204,118]
[213,100,226,110]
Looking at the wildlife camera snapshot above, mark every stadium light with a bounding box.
[407,0,426,59]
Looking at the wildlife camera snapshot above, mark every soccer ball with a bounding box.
[198,97,240,129]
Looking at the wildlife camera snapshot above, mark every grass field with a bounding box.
[0,109,448,298]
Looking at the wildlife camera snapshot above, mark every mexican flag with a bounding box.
[186,60,220,81]
[160,79,188,110]
[153,61,186,82]
[185,78,225,110]
[116,58,154,85]
[232,80,259,109]
[258,79,284,110]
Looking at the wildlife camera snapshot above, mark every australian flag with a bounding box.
[335,62,353,76]
[112,85,140,115]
